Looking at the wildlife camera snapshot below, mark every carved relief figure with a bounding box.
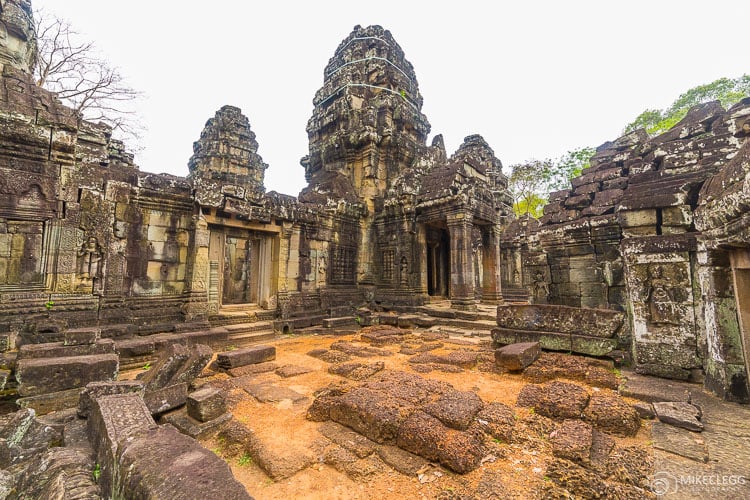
[647,265,679,325]
[76,236,103,293]
[317,254,327,285]
[531,270,549,304]
[399,256,409,286]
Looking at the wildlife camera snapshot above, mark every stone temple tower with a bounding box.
[188,105,268,210]
[0,0,36,74]
[300,25,431,208]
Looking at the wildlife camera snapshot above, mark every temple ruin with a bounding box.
[0,0,749,496]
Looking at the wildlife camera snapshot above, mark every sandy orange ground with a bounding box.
[189,333,651,500]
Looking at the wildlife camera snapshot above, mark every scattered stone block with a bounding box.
[328,361,384,380]
[423,390,484,430]
[330,388,409,443]
[651,421,709,462]
[117,425,251,499]
[16,388,82,415]
[78,380,145,418]
[143,383,188,415]
[241,382,307,404]
[13,447,100,499]
[0,408,35,446]
[632,402,655,419]
[16,354,119,397]
[63,327,100,346]
[516,381,590,420]
[652,401,704,431]
[584,393,640,437]
[18,339,116,359]
[319,421,376,458]
[138,343,190,391]
[306,349,352,363]
[217,345,276,369]
[397,411,485,474]
[88,393,157,496]
[550,419,593,464]
[495,342,540,371]
[275,364,313,378]
[187,387,226,422]
[375,444,429,477]
[162,407,232,439]
[330,341,392,358]
[218,420,314,481]
[323,444,385,480]
[228,361,278,377]
[475,402,515,443]
[0,369,9,391]
[172,344,213,385]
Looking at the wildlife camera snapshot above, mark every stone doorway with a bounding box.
[426,227,449,297]
[208,227,274,308]
[223,235,258,305]
[730,248,750,395]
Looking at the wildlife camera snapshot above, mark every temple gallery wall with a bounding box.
[0,1,749,403]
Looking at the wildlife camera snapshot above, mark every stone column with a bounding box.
[481,226,503,303]
[447,213,476,310]
[183,215,210,321]
[277,222,295,292]
[415,224,428,294]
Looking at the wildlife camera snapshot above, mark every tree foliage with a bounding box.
[508,146,595,218]
[624,75,750,136]
[509,159,551,218]
[33,10,143,143]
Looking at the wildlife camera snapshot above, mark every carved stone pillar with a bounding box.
[481,226,503,303]
[447,213,476,310]
[183,215,211,321]
[415,223,428,294]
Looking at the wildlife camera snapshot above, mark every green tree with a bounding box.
[509,159,552,218]
[624,75,750,136]
[546,146,596,192]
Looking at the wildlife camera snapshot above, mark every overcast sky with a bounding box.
[34,0,749,196]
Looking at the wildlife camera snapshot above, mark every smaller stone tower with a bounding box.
[0,0,36,74]
[188,105,268,208]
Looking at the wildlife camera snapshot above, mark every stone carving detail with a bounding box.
[400,256,408,286]
[647,264,679,325]
[76,236,103,293]
[531,270,549,305]
[317,252,327,286]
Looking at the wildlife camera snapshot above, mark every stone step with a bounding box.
[224,321,274,334]
[322,317,358,328]
[224,330,278,347]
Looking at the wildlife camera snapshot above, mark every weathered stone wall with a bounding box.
[508,98,750,400]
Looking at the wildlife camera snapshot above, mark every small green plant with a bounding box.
[492,437,502,444]
[354,316,361,325]
[238,453,252,466]
[611,367,622,377]
[44,300,54,310]
[225,345,238,352]
[92,463,101,482]
[528,407,536,414]
[142,362,151,371]
[399,89,407,99]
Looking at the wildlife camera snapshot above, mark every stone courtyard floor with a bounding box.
[116,324,750,499]
[154,325,740,500]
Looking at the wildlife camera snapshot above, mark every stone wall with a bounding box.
[507,98,750,401]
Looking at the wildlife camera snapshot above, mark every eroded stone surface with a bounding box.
[653,401,704,431]
[494,342,540,371]
[516,381,590,420]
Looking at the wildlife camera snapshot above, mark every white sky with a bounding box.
[34,0,749,196]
